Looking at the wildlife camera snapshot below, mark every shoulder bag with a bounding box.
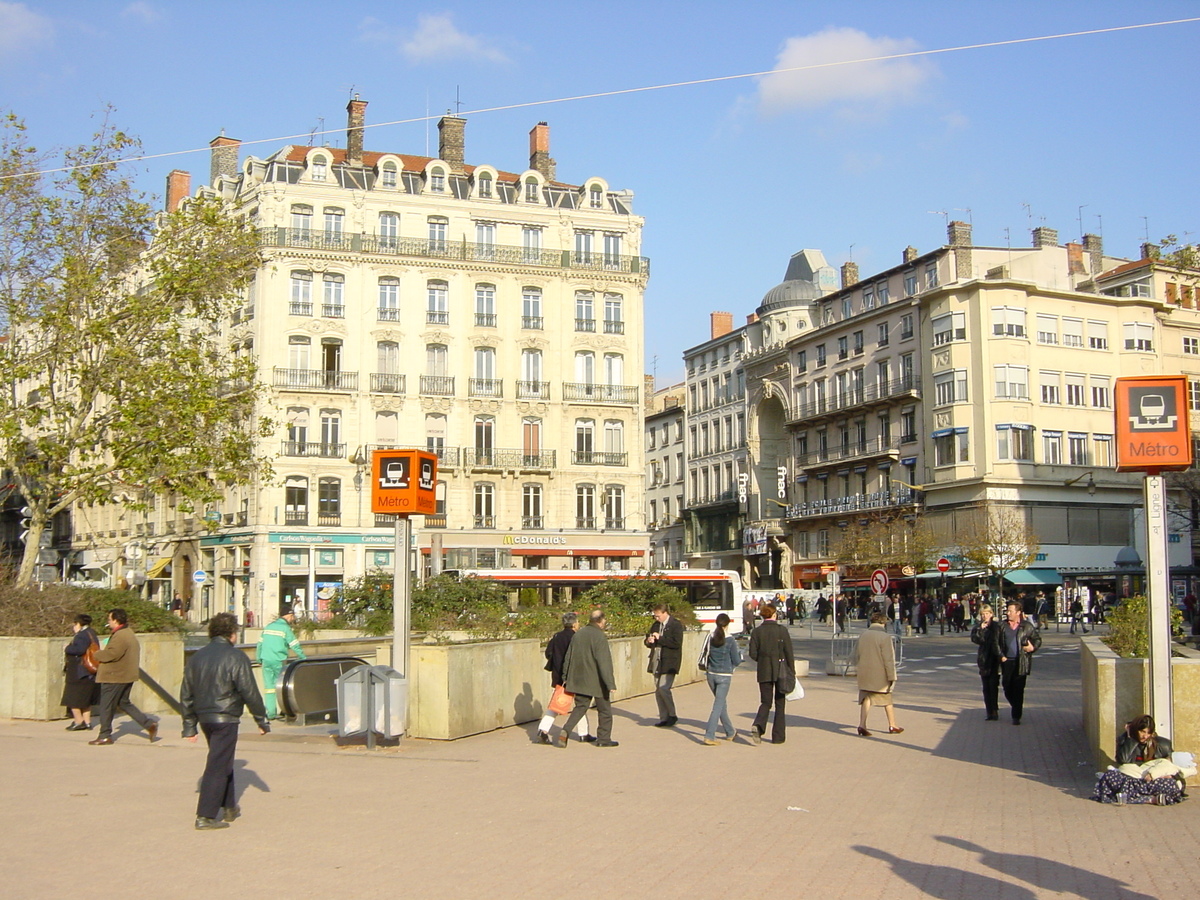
[697,633,713,671]
[82,639,101,675]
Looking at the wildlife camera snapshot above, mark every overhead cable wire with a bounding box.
[3,15,1199,182]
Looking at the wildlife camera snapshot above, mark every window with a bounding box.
[996,425,1034,461]
[288,335,311,369]
[323,207,344,234]
[1043,431,1062,465]
[933,431,956,467]
[425,414,446,453]
[522,226,542,262]
[1036,314,1058,345]
[837,336,848,359]
[1091,376,1111,408]
[322,273,344,317]
[862,286,875,310]
[797,350,807,372]
[604,293,624,333]
[427,216,447,252]
[473,483,495,528]
[1123,322,1154,352]
[317,477,341,521]
[900,409,916,442]
[427,280,448,324]
[1190,379,1200,412]
[1186,337,1200,355]
[477,173,493,198]
[604,353,623,385]
[381,163,397,189]
[473,415,494,460]
[524,177,539,202]
[290,204,313,237]
[816,344,826,367]
[1088,320,1108,350]
[904,272,917,296]
[878,323,889,346]
[603,233,622,268]
[1093,434,1113,467]
[575,419,595,457]
[522,287,543,329]
[429,167,445,193]
[1061,317,1083,347]
[877,282,890,305]
[378,277,399,321]
[853,331,864,355]
[900,314,914,340]
[290,271,313,315]
[523,484,543,528]
[1065,374,1085,406]
[475,223,495,260]
[311,157,327,182]
[319,410,341,447]
[475,284,496,327]
[604,420,624,457]
[841,297,853,319]
[933,369,966,406]
[284,477,308,524]
[932,312,966,345]
[1040,371,1061,405]
[286,407,308,445]
[377,341,399,374]
[575,291,595,331]
[925,263,938,289]
[605,485,625,529]
[992,307,1026,337]
[1068,433,1088,466]
[521,348,543,386]
[426,344,448,377]
[574,231,593,264]
[523,418,542,462]
[877,359,891,387]
[589,184,603,208]
[576,484,596,528]
[378,212,399,249]
[474,346,496,380]
[575,351,595,385]
[994,365,1028,399]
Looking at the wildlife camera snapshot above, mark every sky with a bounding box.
[3,1,1199,385]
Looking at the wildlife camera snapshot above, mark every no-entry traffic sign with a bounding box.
[936,557,951,573]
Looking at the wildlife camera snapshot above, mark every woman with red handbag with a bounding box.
[62,614,101,731]
[535,612,594,744]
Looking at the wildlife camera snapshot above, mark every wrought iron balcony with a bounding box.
[571,450,628,466]
[522,516,544,529]
[789,376,919,424]
[794,436,902,468]
[575,318,596,332]
[468,378,503,398]
[474,313,497,327]
[576,517,596,529]
[522,316,543,330]
[784,488,921,520]
[366,444,460,468]
[370,373,406,394]
[604,517,626,530]
[281,441,346,458]
[377,307,400,322]
[463,449,556,469]
[289,301,313,316]
[274,368,358,392]
[474,515,496,529]
[426,310,449,325]
[322,304,345,318]
[419,375,455,396]
[563,383,639,404]
[516,380,550,400]
[604,320,625,334]
[260,228,650,276]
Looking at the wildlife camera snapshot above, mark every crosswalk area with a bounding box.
[901,639,1079,675]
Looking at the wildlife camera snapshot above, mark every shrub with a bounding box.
[1103,595,1183,658]
[576,574,696,637]
[0,584,188,638]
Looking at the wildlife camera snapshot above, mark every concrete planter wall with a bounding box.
[409,631,707,740]
[0,633,185,721]
[1080,636,1200,768]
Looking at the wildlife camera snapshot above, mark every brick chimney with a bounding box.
[209,135,241,185]
[438,115,466,171]
[1066,242,1086,276]
[903,246,919,263]
[710,311,733,339]
[1082,233,1103,273]
[841,261,859,289]
[346,96,367,165]
[948,220,972,280]
[165,169,191,212]
[1032,226,1059,249]
[1141,242,1161,260]
[529,122,555,181]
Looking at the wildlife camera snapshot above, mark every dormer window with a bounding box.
[477,173,493,198]
[381,162,397,188]
[311,156,327,182]
[429,167,445,192]
[525,177,540,202]
[589,185,603,209]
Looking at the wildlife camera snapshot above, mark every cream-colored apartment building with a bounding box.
[71,99,649,621]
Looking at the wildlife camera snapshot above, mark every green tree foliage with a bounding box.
[332,572,518,638]
[1103,595,1184,659]
[0,112,272,586]
[576,573,696,636]
[0,581,187,637]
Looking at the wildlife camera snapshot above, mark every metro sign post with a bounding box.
[1114,375,1192,741]
[371,449,438,681]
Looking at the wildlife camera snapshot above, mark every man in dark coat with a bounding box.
[561,609,618,747]
[747,603,795,744]
[535,612,593,744]
[999,600,1042,725]
[644,603,684,727]
[181,612,270,829]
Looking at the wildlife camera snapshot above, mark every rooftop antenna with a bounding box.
[928,210,948,228]
[1141,216,1150,243]
[1077,204,1088,239]
[308,120,318,147]
[1095,214,1104,240]
[318,117,328,147]
[456,85,463,115]
[651,354,659,380]
[1022,202,1033,223]
[953,207,973,225]
[848,243,855,260]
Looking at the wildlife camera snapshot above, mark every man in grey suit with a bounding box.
[560,609,619,747]
[747,603,795,744]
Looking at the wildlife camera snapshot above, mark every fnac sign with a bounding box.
[371,449,438,515]
[1114,375,1193,472]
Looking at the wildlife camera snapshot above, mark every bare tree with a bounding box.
[955,505,1041,596]
[835,511,940,576]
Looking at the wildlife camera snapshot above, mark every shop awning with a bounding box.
[1003,568,1061,585]
[145,557,173,579]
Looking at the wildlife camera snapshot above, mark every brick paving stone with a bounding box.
[1,624,1198,899]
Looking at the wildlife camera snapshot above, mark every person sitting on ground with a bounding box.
[1092,714,1191,805]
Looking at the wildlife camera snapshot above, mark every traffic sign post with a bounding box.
[936,558,950,635]
[192,570,208,585]
[870,568,889,596]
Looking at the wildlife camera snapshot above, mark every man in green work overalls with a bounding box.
[256,611,306,719]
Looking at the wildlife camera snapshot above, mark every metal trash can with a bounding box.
[337,665,407,744]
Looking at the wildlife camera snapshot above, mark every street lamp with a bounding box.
[1064,471,1097,495]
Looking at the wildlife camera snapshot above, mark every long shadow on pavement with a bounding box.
[853,845,1039,900]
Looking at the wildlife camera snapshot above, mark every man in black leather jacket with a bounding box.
[181,612,270,830]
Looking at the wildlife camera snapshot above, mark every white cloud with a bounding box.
[0,2,53,58]
[121,2,163,24]
[361,13,508,65]
[758,27,935,113]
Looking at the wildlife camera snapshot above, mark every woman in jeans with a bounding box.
[702,614,742,745]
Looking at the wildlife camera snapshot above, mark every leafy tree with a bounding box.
[0,112,271,586]
[577,573,696,636]
[955,505,1040,596]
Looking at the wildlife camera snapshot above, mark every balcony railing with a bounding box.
[322,304,345,318]
[604,320,625,334]
[571,450,628,466]
[522,516,544,529]
[281,441,346,458]
[317,512,341,527]
[474,313,497,327]
[370,373,406,394]
[261,228,650,276]
[576,517,596,529]
[522,316,543,330]
[686,489,739,509]
[426,310,449,325]
[274,368,358,392]
[794,437,902,468]
[785,489,921,520]
[563,383,639,404]
[463,448,556,469]
[377,307,400,322]
[474,515,496,529]
[575,318,596,332]
[468,377,503,398]
[284,510,308,526]
[516,380,550,400]
[789,376,919,423]
[289,301,313,316]
[419,375,455,396]
[604,517,626,530]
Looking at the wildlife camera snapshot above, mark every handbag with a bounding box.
[776,659,796,695]
[82,640,101,675]
[548,684,574,716]
[697,633,713,672]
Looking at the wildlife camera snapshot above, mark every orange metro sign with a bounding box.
[370,448,438,516]
[1114,375,1193,473]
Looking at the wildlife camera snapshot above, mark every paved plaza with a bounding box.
[3,624,1198,899]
